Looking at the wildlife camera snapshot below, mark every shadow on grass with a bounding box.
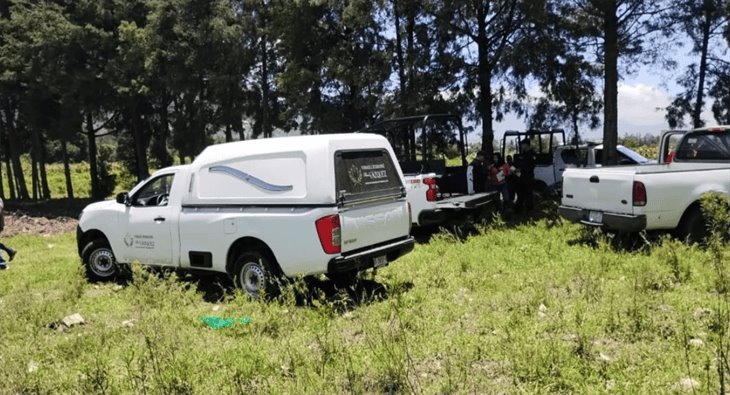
[565,227,667,253]
[180,271,413,312]
[411,196,565,243]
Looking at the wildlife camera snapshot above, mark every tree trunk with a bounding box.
[85,112,101,199]
[406,7,416,159]
[38,132,50,199]
[156,95,172,167]
[602,0,619,166]
[3,105,28,199]
[477,10,495,163]
[31,152,38,200]
[0,117,5,200]
[260,12,272,139]
[130,104,149,181]
[4,141,15,200]
[62,139,74,199]
[693,4,712,128]
[225,124,232,142]
[393,0,411,158]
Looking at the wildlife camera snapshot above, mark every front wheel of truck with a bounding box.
[233,251,279,299]
[82,240,123,282]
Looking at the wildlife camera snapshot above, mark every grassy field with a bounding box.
[1,206,729,394]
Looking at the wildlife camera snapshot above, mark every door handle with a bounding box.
[589,176,599,183]
[154,217,166,223]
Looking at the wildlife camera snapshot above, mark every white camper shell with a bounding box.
[77,134,415,298]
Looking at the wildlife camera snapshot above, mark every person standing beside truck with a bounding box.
[0,198,17,270]
[515,139,537,212]
[467,150,488,194]
[488,154,511,211]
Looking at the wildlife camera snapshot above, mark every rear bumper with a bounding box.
[418,192,498,226]
[558,205,647,232]
[328,236,415,274]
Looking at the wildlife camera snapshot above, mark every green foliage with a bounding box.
[4,219,730,392]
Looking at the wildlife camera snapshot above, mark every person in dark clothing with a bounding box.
[506,155,517,204]
[0,198,17,270]
[515,139,537,212]
[468,151,488,193]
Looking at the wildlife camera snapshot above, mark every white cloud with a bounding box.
[617,83,670,126]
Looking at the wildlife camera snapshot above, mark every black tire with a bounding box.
[327,270,359,288]
[82,240,121,282]
[232,250,280,299]
[675,206,707,244]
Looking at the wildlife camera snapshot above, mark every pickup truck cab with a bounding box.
[559,126,730,241]
[77,134,415,297]
[538,144,653,191]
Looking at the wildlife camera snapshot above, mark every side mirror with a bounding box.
[116,193,129,205]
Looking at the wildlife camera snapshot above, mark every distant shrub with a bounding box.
[700,192,730,241]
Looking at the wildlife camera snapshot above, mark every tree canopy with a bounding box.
[0,0,727,198]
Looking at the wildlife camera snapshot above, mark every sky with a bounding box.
[492,53,718,143]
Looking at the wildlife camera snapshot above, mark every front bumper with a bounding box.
[328,236,415,274]
[558,205,647,233]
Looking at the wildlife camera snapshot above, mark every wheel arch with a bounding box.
[77,229,110,257]
[226,237,282,276]
[678,200,702,226]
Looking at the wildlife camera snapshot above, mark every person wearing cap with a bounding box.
[0,197,17,270]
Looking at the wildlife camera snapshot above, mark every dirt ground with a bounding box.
[3,199,89,237]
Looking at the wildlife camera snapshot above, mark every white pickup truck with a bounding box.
[559,126,730,241]
[362,114,496,227]
[77,134,415,297]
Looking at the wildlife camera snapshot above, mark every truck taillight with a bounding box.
[633,181,647,206]
[423,177,438,202]
[315,214,341,254]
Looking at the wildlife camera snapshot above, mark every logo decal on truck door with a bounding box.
[209,166,293,192]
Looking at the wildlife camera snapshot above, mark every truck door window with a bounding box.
[132,174,175,207]
[561,149,579,166]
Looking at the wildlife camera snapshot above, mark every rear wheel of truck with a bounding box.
[82,240,122,282]
[233,251,279,299]
[327,270,359,288]
[676,206,707,244]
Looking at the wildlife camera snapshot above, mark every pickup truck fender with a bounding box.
[651,181,728,229]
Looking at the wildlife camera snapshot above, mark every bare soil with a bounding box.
[3,199,90,237]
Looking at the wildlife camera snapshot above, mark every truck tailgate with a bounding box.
[340,200,410,253]
[561,168,636,214]
[438,191,496,209]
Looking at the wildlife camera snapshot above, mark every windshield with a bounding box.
[617,146,650,164]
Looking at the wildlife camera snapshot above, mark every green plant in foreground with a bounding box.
[5,218,730,393]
